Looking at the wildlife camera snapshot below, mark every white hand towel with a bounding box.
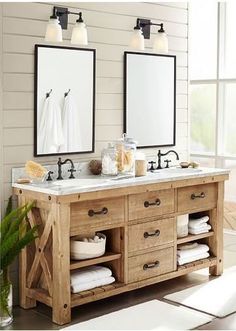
[59,93,82,153]
[71,266,112,287]
[38,93,64,154]
[178,252,210,265]
[188,216,209,229]
[189,225,211,235]
[178,242,199,250]
[189,223,211,231]
[177,244,209,259]
[71,276,115,293]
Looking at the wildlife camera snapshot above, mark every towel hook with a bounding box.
[64,89,71,97]
[46,89,52,98]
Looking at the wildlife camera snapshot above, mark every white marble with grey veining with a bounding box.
[12,167,230,196]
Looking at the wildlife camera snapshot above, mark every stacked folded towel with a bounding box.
[71,265,115,293]
[188,216,211,235]
[177,243,210,265]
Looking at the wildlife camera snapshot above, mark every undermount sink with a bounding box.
[160,167,202,174]
[52,178,107,188]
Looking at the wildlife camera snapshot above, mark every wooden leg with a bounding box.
[209,182,224,276]
[19,196,36,309]
[52,203,71,325]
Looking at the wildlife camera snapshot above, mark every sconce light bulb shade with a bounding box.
[71,22,88,45]
[130,29,144,51]
[45,17,63,42]
[153,31,168,54]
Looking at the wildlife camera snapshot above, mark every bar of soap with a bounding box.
[16,178,32,184]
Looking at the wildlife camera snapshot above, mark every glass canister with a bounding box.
[116,135,136,176]
[101,143,118,176]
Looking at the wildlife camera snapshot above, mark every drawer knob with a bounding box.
[144,199,161,208]
[143,261,160,270]
[143,229,160,238]
[88,207,108,217]
[191,192,205,200]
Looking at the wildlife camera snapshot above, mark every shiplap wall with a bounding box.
[0,1,188,301]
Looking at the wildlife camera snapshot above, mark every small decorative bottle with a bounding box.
[101,143,118,176]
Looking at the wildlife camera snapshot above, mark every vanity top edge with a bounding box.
[12,167,230,197]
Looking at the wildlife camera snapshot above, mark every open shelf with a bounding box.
[71,281,124,307]
[70,252,121,270]
[177,256,217,271]
[177,231,214,245]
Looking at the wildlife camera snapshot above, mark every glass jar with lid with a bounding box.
[116,134,137,176]
[101,143,118,176]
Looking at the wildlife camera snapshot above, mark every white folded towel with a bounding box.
[178,252,210,265]
[178,242,198,250]
[188,216,209,229]
[177,244,209,259]
[189,223,211,231]
[71,266,112,287]
[189,225,211,235]
[71,276,115,293]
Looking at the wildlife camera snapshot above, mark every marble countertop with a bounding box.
[12,167,230,196]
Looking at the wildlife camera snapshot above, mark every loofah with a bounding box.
[89,160,102,175]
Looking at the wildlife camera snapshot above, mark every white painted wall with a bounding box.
[0,2,188,302]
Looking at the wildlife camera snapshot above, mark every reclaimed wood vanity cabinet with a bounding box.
[13,171,228,325]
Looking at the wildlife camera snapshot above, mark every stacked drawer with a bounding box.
[128,189,176,283]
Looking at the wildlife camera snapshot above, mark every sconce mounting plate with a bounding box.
[139,18,151,39]
[54,6,68,30]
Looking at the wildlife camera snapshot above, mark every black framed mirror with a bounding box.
[34,45,96,156]
[124,51,176,148]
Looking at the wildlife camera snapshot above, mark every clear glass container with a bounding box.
[0,269,13,327]
[116,135,136,176]
[101,143,118,176]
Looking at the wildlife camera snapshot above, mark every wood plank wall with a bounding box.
[0,2,188,302]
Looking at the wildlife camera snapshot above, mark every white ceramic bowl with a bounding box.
[70,233,106,260]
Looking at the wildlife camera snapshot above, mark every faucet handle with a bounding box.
[68,168,76,179]
[46,171,54,181]
[148,161,156,171]
[164,160,171,168]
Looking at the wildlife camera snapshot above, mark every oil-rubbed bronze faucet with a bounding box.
[157,150,179,169]
[57,157,76,180]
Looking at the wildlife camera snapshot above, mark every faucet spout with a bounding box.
[57,157,75,180]
[157,149,179,169]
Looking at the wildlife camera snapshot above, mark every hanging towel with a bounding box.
[178,252,210,265]
[71,276,115,293]
[189,225,211,235]
[71,266,112,287]
[177,244,209,259]
[38,93,64,154]
[188,216,209,229]
[59,92,82,153]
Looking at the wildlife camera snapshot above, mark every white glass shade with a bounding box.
[45,17,62,42]
[71,22,88,45]
[153,32,168,54]
[130,29,144,51]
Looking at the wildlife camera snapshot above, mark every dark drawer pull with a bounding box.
[88,207,108,217]
[191,192,205,200]
[144,199,161,208]
[143,229,160,238]
[143,261,160,270]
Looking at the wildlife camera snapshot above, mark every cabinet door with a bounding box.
[129,189,174,220]
[128,218,175,254]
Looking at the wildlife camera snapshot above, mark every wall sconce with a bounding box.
[45,6,88,45]
[130,18,168,53]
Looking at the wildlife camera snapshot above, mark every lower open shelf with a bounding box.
[177,231,214,245]
[177,256,217,270]
[70,252,121,270]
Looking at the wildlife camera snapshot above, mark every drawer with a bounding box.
[128,247,175,283]
[70,197,125,234]
[178,183,217,213]
[128,189,174,220]
[128,218,175,254]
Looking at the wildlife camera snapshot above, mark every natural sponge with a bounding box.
[89,160,102,175]
[25,160,47,179]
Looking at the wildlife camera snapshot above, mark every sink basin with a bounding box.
[52,178,107,188]
[160,167,202,174]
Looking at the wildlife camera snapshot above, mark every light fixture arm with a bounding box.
[52,6,84,29]
[134,18,165,39]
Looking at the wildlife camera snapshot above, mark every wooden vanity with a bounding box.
[13,170,228,325]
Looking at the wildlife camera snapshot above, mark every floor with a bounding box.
[5,232,236,330]
[224,201,236,230]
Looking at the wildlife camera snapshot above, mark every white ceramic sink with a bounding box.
[52,178,107,188]
[160,167,202,174]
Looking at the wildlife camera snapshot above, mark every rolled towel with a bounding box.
[178,252,210,265]
[71,266,112,287]
[189,225,211,235]
[177,244,209,259]
[188,216,209,229]
[71,276,115,293]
